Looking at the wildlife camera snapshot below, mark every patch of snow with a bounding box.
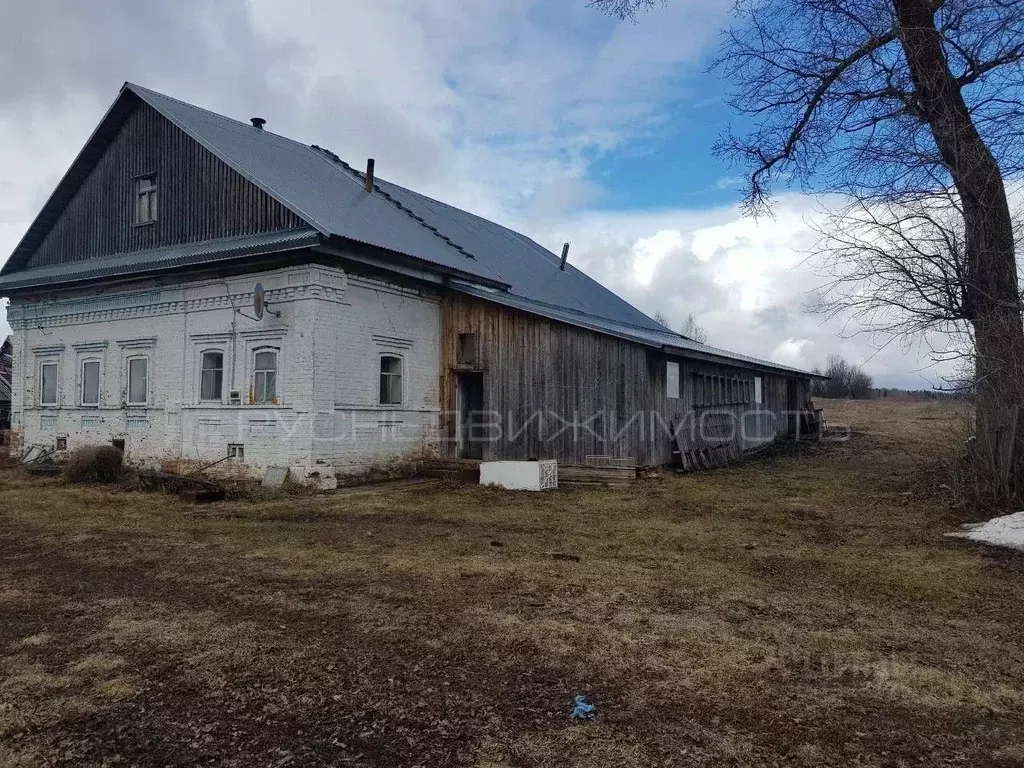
[947,511,1024,551]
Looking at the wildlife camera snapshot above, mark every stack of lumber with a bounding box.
[676,442,737,471]
[558,463,637,487]
[419,459,481,485]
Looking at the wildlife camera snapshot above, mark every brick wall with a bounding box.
[6,261,441,472]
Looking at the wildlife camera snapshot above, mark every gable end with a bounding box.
[10,95,307,274]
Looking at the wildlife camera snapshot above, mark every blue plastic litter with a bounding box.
[570,694,596,720]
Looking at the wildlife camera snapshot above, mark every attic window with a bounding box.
[134,174,158,225]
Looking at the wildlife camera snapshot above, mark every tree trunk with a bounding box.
[894,0,1024,502]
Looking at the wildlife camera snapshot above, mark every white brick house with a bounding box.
[5,264,441,473]
[0,83,821,473]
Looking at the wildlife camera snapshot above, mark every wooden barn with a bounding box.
[0,83,821,476]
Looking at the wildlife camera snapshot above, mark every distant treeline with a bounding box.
[809,354,965,401]
[873,388,966,401]
[810,355,874,399]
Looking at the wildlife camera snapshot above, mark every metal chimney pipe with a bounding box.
[559,242,570,270]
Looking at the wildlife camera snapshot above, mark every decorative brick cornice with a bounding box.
[8,282,347,330]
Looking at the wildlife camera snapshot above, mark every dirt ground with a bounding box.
[2,398,1024,767]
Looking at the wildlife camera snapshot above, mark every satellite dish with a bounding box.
[253,283,265,320]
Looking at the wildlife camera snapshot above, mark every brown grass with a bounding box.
[62,445,123,484]
[1,397,1023,766]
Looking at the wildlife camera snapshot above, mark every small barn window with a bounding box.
[457,333,478,367]
[40,362,58,406]
[81,360,101,406]
[127,357,148,406]
[134,174,158,225]
[754,376,763,404]
[200,351,224,401]
[380,355,403,405]
[253,349,278,404]
[665,361,680,399]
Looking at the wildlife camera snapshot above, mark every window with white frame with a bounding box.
[200,351,224,401]
[379,355,403,405]
[134,174,158,225]
[754,376,764,404]
[252,348,278,404]
[81,360,101,406]
[40,362,58,406]
[665,360,680,399]
[127,357,149,406]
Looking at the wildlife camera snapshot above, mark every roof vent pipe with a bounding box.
[250,117,266,130]
[559,242,570,271]
[364,158,375,193]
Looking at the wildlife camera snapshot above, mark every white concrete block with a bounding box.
[480,460,558,491]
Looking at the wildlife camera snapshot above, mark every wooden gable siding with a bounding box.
[25,101,304,269]
[439,294,808,465]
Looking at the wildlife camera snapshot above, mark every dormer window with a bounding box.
[134,174,158,225]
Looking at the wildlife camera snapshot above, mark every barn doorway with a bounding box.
[456,372,484,459]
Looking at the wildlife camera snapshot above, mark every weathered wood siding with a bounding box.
[25,101,304,269]
[440,294,809,465]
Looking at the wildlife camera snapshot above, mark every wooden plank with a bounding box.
[438,293,808,467]
[25,101,303,270]
[558,465,637,481]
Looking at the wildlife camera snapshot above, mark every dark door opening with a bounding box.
[456,372,484,459]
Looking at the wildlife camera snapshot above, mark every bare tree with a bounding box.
[654,311,710,343]
[815,190,972,338]
[815,354,875,399]
[680,313,709,344]
[595,0,1024,503]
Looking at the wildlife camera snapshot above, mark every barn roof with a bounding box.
[0,83,820,378]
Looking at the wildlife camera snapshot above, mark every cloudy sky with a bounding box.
[0,0,954,388]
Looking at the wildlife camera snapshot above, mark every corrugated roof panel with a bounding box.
[0,229,322,292]
[372,178,669,332]
[127,84,507,286]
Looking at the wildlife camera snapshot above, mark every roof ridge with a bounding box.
[126,83,322,156]
[309,145,480,264]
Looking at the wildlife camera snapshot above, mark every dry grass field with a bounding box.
[2,397,1024,767]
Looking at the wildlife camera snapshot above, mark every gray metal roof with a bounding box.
[125,84,671,333]
[125,84,508,287]
[0,229,321,292]
[1,82,819,378]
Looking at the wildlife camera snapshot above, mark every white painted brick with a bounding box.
[6,262,441,473]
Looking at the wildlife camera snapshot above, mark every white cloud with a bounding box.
[517,195,960,389]
[771,339,813,368]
